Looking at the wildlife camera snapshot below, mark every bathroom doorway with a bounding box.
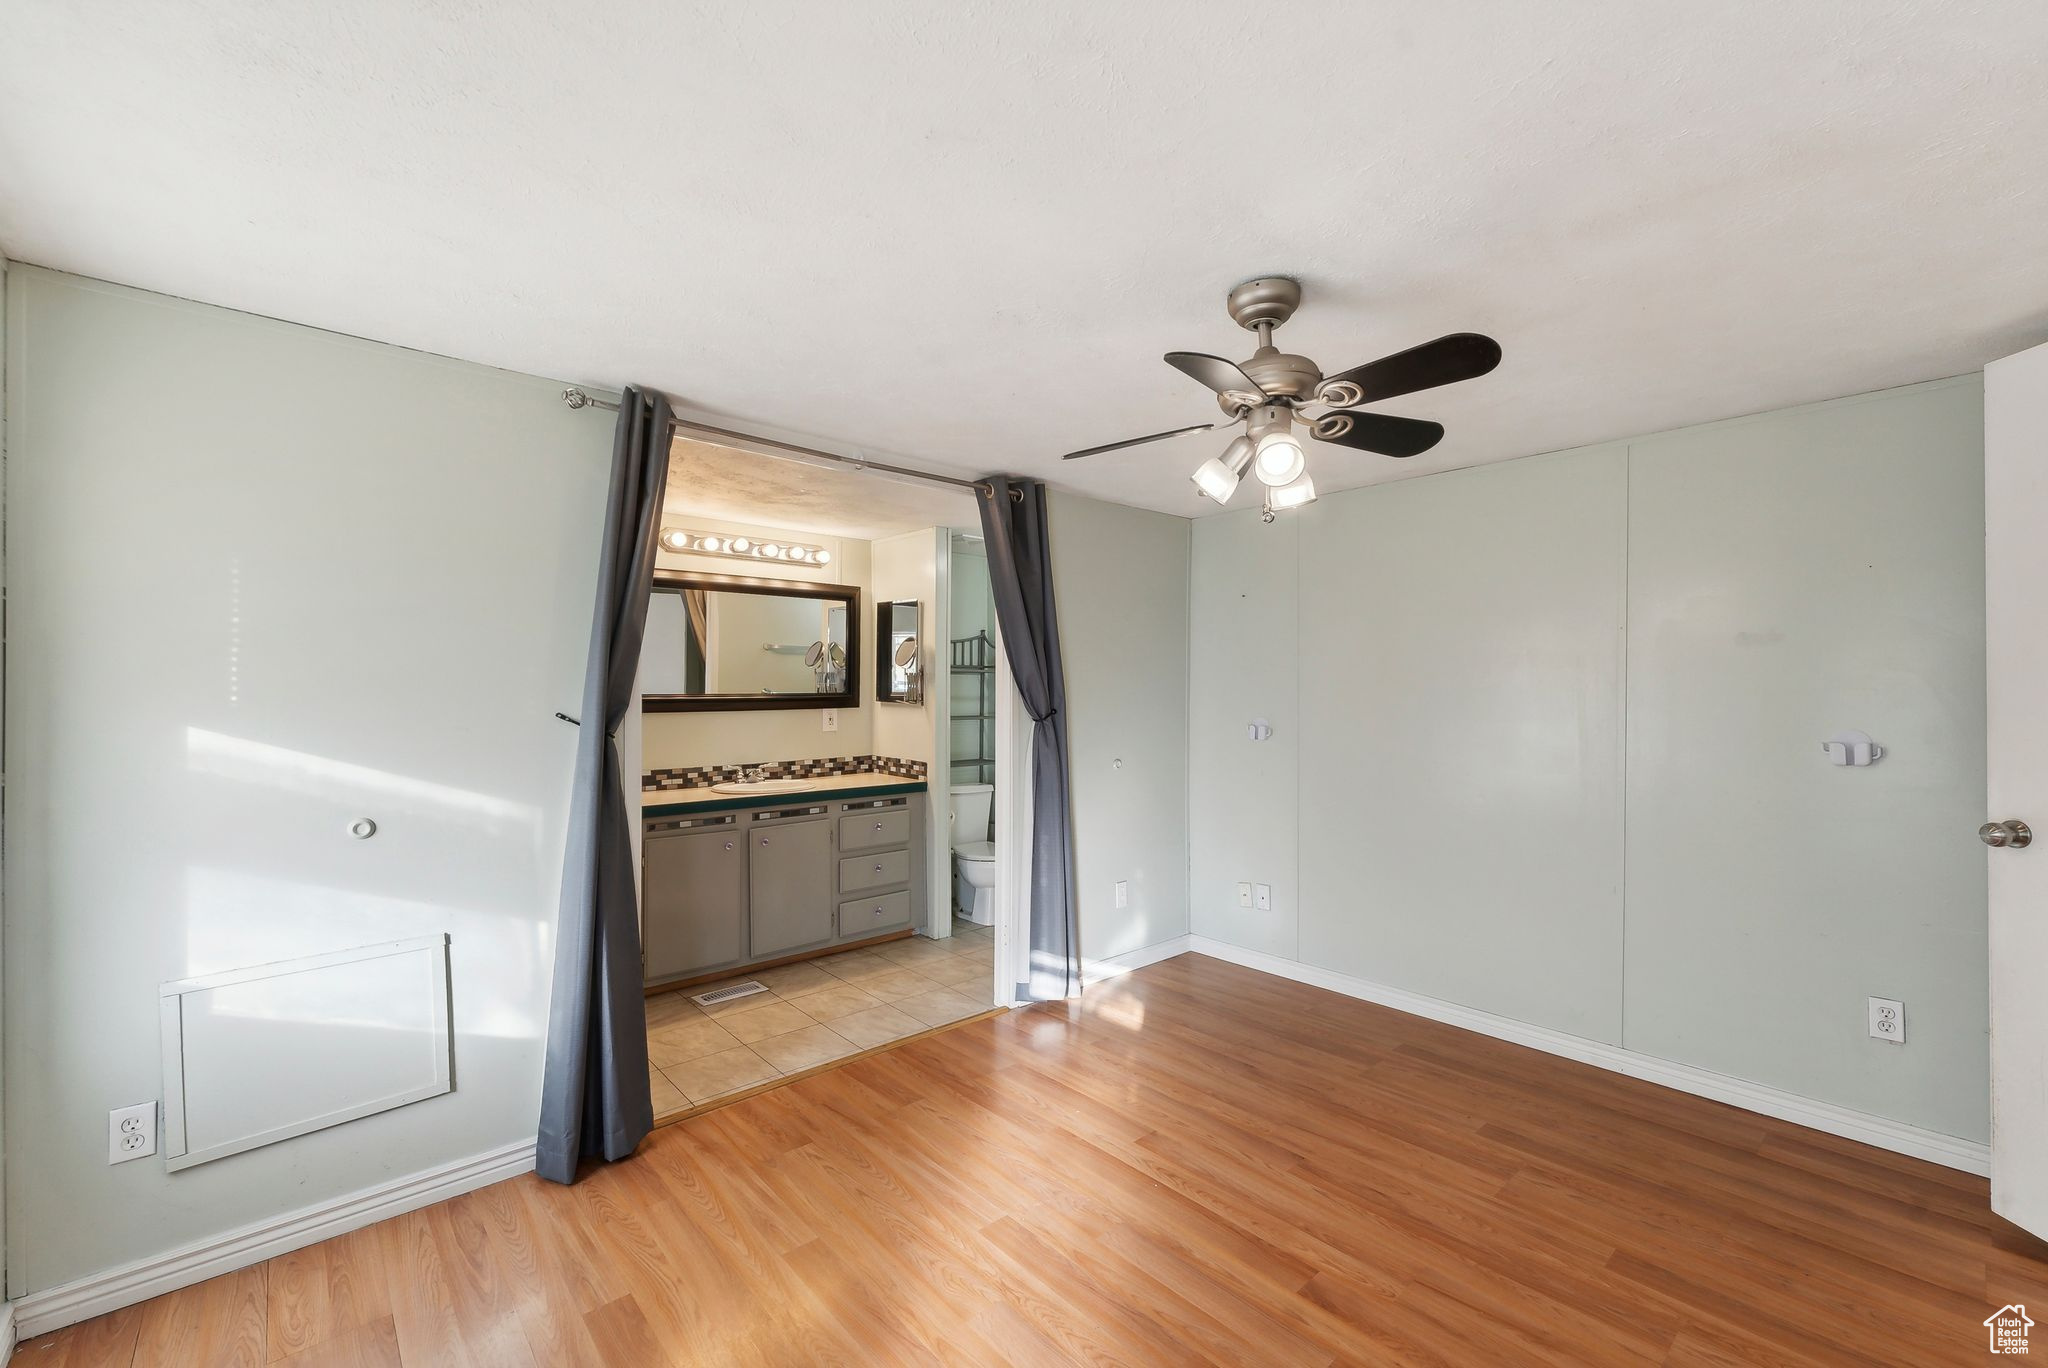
[622,432,1022,1122]
[944,529,999,944]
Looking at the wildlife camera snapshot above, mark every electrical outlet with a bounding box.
[821,708,838,733]
[1236,882,1252,908]
[1113,880,1128,909]
[1868,996,1905,1044]
[108,1102,157,1164]
[1254,883,1273,911]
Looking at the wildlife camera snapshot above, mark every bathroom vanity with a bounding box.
[641,775,929,988]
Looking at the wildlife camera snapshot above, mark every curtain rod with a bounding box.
[561,387,1005,499]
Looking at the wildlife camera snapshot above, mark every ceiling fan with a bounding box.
[1061,277,1501,519]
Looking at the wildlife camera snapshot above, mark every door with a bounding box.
[749,817,834,957]
[1988,341,2048,1239]
[642,823,745,982]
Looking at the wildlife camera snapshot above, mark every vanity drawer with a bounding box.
[839,809,910,851]
[839,848,910,893]
[838,890,911,938]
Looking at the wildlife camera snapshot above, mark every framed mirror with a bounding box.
[876,599,922,704]
[643,572,860,712]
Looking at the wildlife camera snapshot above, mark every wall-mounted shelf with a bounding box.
[950,630,996,785]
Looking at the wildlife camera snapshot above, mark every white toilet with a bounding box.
[949,782,996,926]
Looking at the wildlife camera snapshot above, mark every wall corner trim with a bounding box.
[1182,937,1991,1176]
[10,1138,537,1341]
[1,1300,16,1364]
[1082,936,1192,985]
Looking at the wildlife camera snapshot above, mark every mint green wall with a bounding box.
[1298,445,1629,1042]
[1050,492,1191,966]
[1623,379,1986,1136]
[1190,376,1988,1142]
[5,268,609,1293]
[1,254,12,1293]
[1188,510,1299,960]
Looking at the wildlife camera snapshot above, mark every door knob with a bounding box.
[1980,820,2033,849]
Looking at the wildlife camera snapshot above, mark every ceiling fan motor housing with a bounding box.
[1241,346,1323,400]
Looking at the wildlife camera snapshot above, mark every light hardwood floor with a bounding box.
[20,953,2048,1365]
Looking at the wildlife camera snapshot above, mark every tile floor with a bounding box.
[646,921,996,1115]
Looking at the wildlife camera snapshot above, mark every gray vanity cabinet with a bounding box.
[642,789,926,988]
[747,815,835,957]
[641,816,746,981]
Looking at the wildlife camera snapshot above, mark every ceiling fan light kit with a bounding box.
[1065,276,1502,519]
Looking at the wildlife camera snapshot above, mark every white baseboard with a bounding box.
[1183,937,1991,1176]
[12,1138,536,1341]
[2,1300,16,1364]
[1083,934,1192,985]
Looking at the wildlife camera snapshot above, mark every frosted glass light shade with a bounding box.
[1191,433,1256,503]
[1192,458,1239,501]
[1254,430,1306,486]
[1269,471,1317,510]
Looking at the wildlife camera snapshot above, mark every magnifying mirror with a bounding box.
[804,641,825,668]
[877,600,923,703]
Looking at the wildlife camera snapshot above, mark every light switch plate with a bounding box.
[821,709,838,733]
[1113,880,1128,909]
[1254,884,1273,911]
[1868,996,1905,1044]
[1236,882,1252,908]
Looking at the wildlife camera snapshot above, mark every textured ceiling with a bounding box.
[663,436,977,541]
[4,1,2045,518]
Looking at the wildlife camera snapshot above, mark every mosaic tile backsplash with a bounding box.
[643,755,928,790]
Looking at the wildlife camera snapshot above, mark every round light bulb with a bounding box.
[660,529,690,551]
[815,549,833,566]
[700,536,724,553]
[1253,430,1306,487]
[787,548,811,564]
[759,543,782,559]
[730,537,752,553]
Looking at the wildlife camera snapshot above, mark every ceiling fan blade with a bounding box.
[1310,411,1446,458]
[1316,333,1501,406]
[1060,421,1222,461]
[1164,352,1267,401]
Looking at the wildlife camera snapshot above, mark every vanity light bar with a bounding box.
[658,528,833,566]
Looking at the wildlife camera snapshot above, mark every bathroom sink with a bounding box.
[709,778,818,796]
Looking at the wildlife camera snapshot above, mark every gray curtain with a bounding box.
[537,385,670,1184]
[976,476,1079,1000]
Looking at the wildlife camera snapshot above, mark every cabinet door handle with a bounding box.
[873,863,883,873]
[723,841,734,851]
[760,837,769,847]
[874,822,884,831]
